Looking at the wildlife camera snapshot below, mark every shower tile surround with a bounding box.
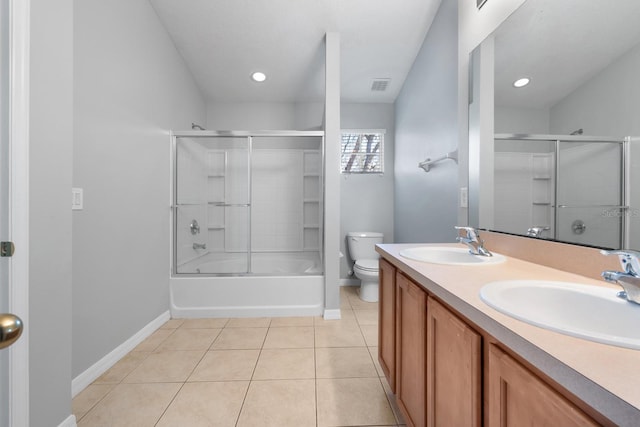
[72,286,407,427]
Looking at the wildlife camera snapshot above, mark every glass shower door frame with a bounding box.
[171,130,325,276]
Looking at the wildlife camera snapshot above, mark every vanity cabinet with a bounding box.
[378,258,396,391]
[487,344,599,427]
[427,297,481,427]
[378,255,604,427]
[395,272,428,427]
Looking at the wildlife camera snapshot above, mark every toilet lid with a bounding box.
[355,259,379,272]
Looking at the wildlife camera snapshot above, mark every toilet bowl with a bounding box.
[347,232,384,302]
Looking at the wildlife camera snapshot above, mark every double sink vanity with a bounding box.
[375,234,640,426]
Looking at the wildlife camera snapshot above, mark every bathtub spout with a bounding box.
[193,242,207,250]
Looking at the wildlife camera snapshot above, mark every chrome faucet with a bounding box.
[455,226,493,257]
[601,249,640,304]
[527,226,549,238]
[193,242,207,250]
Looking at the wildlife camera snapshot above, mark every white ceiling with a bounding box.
[149,0,442,104]
[494,0,640,109]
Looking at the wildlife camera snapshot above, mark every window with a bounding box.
[340,131,384,174]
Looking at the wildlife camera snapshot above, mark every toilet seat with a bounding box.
[354,259,379,273]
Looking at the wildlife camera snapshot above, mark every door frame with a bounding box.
[6,0,30,424]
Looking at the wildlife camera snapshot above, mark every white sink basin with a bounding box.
[399,246,506,265]
[480,280,640,349]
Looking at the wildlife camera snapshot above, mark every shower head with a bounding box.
[570,128,583,135]
[191,123,205,130]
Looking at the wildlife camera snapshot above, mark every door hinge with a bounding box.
[1,241,15,257]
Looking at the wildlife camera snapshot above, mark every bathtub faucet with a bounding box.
[193,242,207,250]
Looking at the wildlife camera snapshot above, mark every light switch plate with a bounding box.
[72,188,83,210]
[460,187,468,208]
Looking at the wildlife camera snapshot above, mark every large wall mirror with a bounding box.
[468,0,640,250]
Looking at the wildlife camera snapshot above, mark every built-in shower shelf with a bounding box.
[303,199,319,203]
[208,225,225,230]
[533,176,551,180]
[532,202,551,206]
[303,173,320,177]
[208,174,225,177]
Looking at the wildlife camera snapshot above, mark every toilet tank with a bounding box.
[347,232,384,260]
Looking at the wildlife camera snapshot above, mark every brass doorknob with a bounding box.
[0,313,23,350]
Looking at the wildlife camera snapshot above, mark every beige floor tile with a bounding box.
[94,351,151,384]
[133,328,174,352]
[270,316,314,327]
[78,383,180,426]
[123,350,205,383]
[160,319,184,329]
[368,346,385,377]
[237,379,316,427]
[210,327,267,349]
[72,384,115,421]
[157,328,221,351]
[263,326,314,349]
[354,309,379,325]
[180,318,229,329]
[189,349,260,381]
[156,381,249,427]
[316,377,396,427]
[316,347,378,379]
[253,348,315,380]
[226,317,271,328]
[348,292,379,310]
[315,323,366,347]
[360,324,379,347]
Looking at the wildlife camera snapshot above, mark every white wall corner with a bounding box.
[57,414,77,427]
[71,311,170,397]
[323,32,341,311]
[323,308,342,320]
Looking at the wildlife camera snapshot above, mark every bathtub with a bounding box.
[170,252,324,318]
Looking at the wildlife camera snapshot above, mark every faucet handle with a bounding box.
[454,226,479,240]
[600,249,640,277]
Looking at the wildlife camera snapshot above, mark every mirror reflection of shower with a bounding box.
[493,134,627,249]
[172,131,324,276]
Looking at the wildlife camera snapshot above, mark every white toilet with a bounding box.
[347,231,384,302]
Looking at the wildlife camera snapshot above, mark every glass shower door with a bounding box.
[556,140,624,248]
[174,136,250,274]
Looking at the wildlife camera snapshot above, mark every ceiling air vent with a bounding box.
[371,78,391,92]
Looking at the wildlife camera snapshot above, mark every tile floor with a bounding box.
[73,286,407,426]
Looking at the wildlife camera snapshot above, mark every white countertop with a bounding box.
[377,243,640,427]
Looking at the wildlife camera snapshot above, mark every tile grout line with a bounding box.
[154,323,217,426]
[234,318,271,427]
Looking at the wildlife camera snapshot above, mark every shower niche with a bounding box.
[172,131,324,276]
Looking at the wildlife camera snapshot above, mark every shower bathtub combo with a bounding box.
[170,131,325,317]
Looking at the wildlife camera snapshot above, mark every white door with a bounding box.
[1,0,29,425]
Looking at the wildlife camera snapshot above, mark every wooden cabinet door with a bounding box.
[378,258,396,391]
[396,272,427,427]
[427,297,482,427]
[488,344,599,427]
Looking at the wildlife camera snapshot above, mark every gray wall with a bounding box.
[340,103,395,279]
[29,0,74,425]
[73,0,206,377]
[394,0,459,243]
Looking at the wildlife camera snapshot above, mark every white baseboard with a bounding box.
[58,414,77,427]
[72,310,170,397]
[340,279,360,286]
[323,308,342,320]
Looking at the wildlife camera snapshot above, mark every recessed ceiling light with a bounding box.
[513,77,530,88]
[251,71,267,82]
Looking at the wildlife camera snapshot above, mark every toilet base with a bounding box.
[359,281,379,302]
